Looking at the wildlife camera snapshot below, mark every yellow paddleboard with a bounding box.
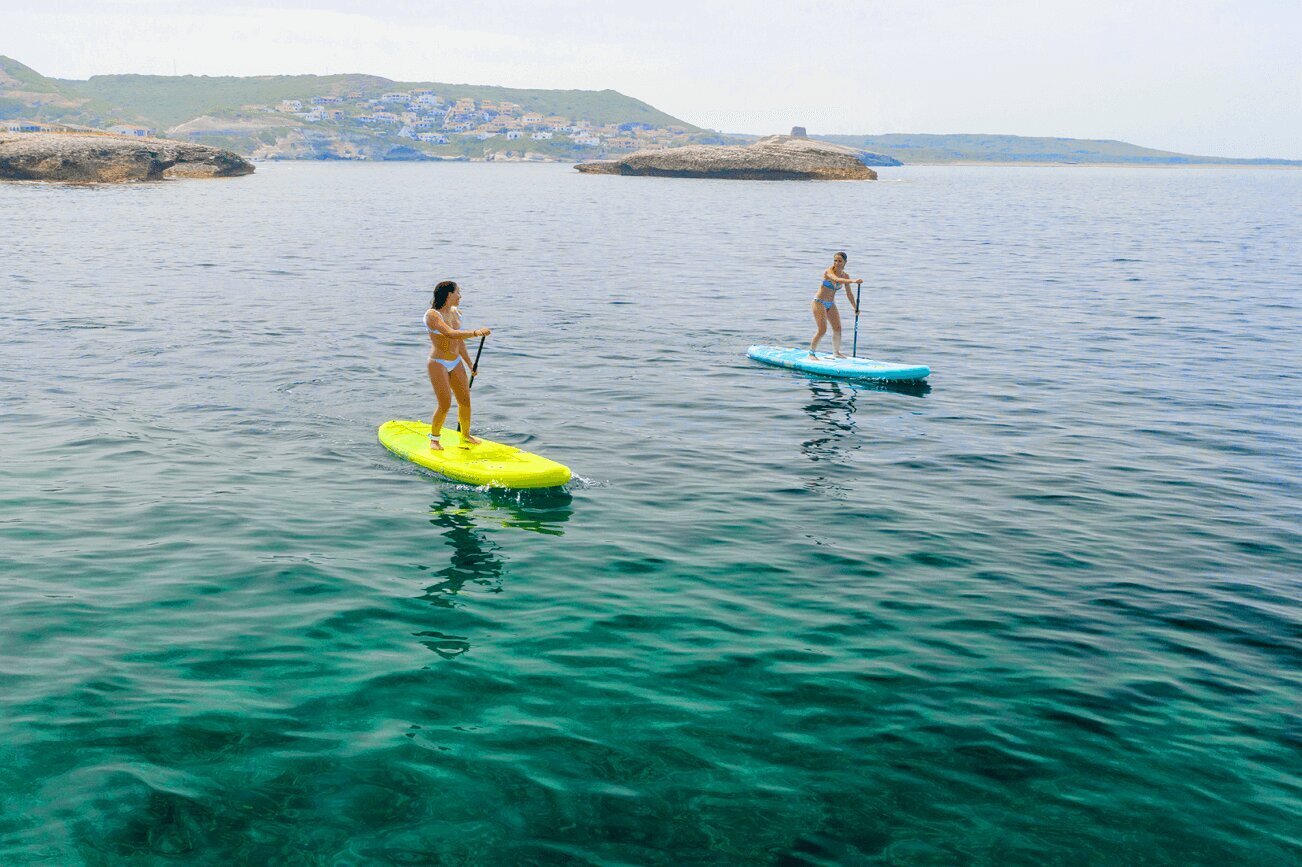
[377,420,571,489]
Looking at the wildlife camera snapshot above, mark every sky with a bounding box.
[4,0,1300,158]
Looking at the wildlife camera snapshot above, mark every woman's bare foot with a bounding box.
[428,435,443,452]
[462,434,482,445]
[834,352,849,358]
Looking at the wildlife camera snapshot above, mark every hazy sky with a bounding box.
[5,0,1300,157]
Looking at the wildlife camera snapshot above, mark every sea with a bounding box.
[1,162,1298,864]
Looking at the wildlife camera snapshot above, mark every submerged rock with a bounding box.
[575,135,881,180]
[0,132,254,182]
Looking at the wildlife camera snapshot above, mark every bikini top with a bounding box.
[425,308,461,335]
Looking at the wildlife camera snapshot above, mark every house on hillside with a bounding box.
[3,121,42,133]
[521,114,543,126]
[505,130,523,140]
[530,131,554,140]
[278,100,303,112]
[108,124,156,137]
[418,133,448,144]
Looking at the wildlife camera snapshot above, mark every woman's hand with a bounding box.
[476,328,491,337]
[855,279,864,285]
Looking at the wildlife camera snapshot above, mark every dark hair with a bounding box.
[433,280,458,310]
[834,251,848,263]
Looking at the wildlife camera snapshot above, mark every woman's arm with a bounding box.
[825,270,859,286]
[427,310,487,340]
[845,284,861,312]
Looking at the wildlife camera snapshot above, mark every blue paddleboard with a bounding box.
[747,345,930,381]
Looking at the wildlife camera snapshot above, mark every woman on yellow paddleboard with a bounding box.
[810,251,863,358]
[425,280,491,452]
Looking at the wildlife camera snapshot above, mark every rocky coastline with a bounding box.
[575,134,881,180]
[0,132,254,182]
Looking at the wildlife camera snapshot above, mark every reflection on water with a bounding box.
[801,381,859,463]
[413,489,573,657]
[799,379,930,494]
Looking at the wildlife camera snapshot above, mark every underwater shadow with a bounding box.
[801,381,861,467]
[412,488,573,658]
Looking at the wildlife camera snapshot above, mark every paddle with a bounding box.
[467,333,486,390]
[852,283,862,357]
[456,334,487,433]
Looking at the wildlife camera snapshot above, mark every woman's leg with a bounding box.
[809,300,828,354]
[828,305,846,357]
[448,363,479,443]
[426,360,453,449]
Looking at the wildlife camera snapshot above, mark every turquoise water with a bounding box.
[1,163,1299,864]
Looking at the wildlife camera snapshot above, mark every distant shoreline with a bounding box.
[895,161,1302,169]
[249,156,1301,170]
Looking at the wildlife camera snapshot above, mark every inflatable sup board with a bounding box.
[747,345,930,381]
[378,420,571,489]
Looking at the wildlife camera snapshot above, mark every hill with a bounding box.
[0,55,696,132]
[813,133,1301,166]
[0,55,707,161]
[0,56,86,117]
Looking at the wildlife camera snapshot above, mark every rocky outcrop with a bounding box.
[0,132,254,182]
[576,135,880,180]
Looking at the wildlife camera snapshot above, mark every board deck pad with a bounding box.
[378,420,572,489]
[747,345,930,381]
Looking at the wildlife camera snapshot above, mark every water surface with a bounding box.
[1,163,1299,864]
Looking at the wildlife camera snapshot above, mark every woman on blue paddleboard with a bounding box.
[425,281,491,452]
[810,251,862,358]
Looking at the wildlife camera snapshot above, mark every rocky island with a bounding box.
[575,133,883,180]
[0,132,254,182]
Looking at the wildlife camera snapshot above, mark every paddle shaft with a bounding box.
[467,334,486,390]
[852,285,861,357]
[456,334,486,433]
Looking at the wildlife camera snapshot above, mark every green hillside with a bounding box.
[49,70,696,131]
[0,56,64,93]
[815,133,1301,166]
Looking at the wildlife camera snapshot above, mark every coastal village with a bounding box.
[273,91,685,146]
[0,54,709,162]
[230,89,695,159]
[2,90,700,161]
